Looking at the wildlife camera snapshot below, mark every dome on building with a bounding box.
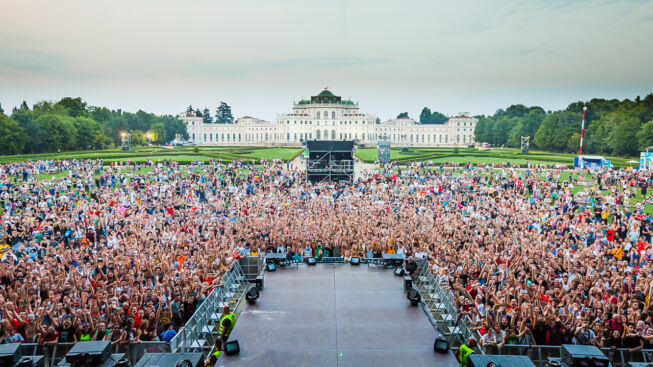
[316,88,335,97]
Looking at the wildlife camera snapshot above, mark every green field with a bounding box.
[355,147,638,168]
[0,146,303,165]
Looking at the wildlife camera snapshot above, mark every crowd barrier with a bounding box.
[481,344,653,367]
[169,261,249,355]
[17,341,170,367]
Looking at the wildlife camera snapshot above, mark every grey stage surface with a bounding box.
[221,264,458,367]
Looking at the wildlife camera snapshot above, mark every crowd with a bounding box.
[1,157,653,357]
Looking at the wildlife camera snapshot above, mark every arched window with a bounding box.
[316,130,321,139]
[331,111,335,119]
[331,130,336,139]
[324,129,328,139]
[317,111,321,119]
[324,111,328,119]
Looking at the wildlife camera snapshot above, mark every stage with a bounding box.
[221,264,459,367]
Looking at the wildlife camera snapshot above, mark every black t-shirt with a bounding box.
[58,325,76,342]
[623,334,642,349]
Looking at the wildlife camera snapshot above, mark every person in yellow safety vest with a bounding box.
[457,336,477,367]
[219,305,236,342]
[205,338,223,367]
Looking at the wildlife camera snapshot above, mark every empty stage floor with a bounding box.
[222,264,458,367]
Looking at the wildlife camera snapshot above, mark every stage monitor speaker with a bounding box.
[133,353,204,367]
[561,345,609,367]
[0,344,21,366]
[15,355,46,367]
[255,275,264,290]
[307,257,317,265]
[404,275,413,290]
[434,337,450,353]
[225,340,240,356]
[64,340,112,366]
[350,257,360,265]
[394,268,405,276]
[266,263,276,272]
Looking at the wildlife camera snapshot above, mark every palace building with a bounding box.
[180,88,476,147]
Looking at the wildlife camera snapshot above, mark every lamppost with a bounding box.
[121,132,131,151]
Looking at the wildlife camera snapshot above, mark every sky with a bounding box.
[1,0,652,121]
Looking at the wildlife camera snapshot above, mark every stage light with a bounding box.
[394,268,405,276]
[256,275,264,290]
[246,287,260,305]
[176,360,193,367]
[350,257,360,265]
[307,257,317,265]
[115,358,132,367]
[266,263,276,272]
[407,288,421,306]
[16,357,37,367]
[433,337,449,353]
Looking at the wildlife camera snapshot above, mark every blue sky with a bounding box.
[1,0,652,121]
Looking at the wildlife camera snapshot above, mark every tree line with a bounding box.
[474,94,653,157]
[186,102,234,124]
[0,98,188,155]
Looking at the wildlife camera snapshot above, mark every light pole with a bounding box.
[579,106,587,156]
[121,132,131,151]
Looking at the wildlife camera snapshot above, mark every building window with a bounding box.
[332,111,335,119]
[203,133,206,140]
[317,112,321,119]
[324,111,328,119]
[294,133,297,140]
[287,133,290,141]
[192,133,195,140]
[317,130,321,139]
[331,130,336,139]
[210,133,213,140]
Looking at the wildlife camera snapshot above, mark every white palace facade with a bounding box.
[180,89,477,147]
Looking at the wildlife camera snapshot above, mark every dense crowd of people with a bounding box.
[1,157,653,358]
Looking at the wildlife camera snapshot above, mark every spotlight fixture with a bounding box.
[407,288,421,306]
[246,287,260,305]
[394,268,405,276]
[307,257,317,265]
[350,257,360,265]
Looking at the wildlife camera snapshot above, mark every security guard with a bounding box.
[219,305,236,342]
[205,339,223,367]
[457,336,477,367]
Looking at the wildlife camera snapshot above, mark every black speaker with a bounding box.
[434,337,449,353]
[307,257,317,265]
[0,344,20,366]
[225,340,240,356]
[394,268,405,276]
[407,288,421,306]
[246,287,259,305]
[404,275,413,290]
[64,341,112,366]
[255,275,264,290]
[350,257,360,265]
[266,263,276,272]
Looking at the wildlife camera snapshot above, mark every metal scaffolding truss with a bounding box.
[306,142,354,183]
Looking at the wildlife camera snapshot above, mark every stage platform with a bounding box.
[221,263,458,367]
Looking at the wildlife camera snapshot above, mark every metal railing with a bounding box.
[482,344,653,367]
[18,341,170,367]
[239,256,264,281]
[169,261,249,355]
[413,265,480,348]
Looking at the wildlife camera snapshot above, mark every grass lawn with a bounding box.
[356,147,637,168]
[0,146,303,165]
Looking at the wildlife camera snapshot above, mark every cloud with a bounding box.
[0,49,67,76]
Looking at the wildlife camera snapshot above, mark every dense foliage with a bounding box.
[0,97,188,155]
[474,94,653,156]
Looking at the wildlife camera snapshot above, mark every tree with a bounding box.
[0,102,4,115]
[36,114,77,152]
[376,117,381,124]
[419,107,432,124]
[186,105,194,115]
[0,114,26,154]
[637,120,653,149]
[151,122,167,144]
[396,112,408,119]
[215,102,234,123]
[56,97,88,117]
[20,101,29,110]
[613,116,640,156]
[195,109,202,118]
[11,108,42,153]
[73,117,105,149]
[202,108,212,123]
